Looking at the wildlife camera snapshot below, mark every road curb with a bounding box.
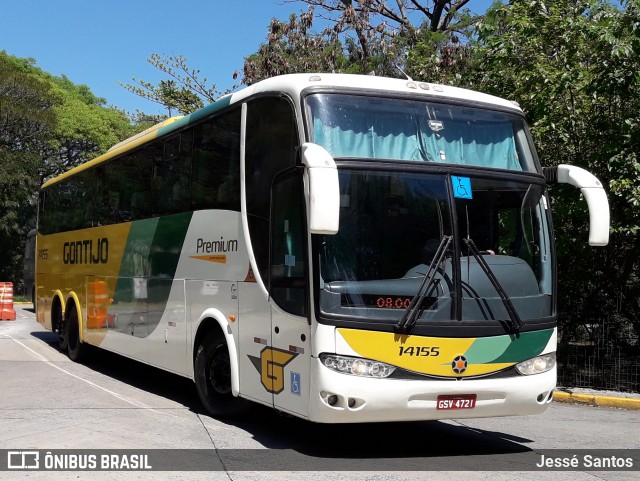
[554,390,640,410]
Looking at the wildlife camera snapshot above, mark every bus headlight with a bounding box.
[320,354,396,378]
[515,352,556,375]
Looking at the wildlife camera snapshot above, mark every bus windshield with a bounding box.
[307,93,537,172]
[317,170,553,326]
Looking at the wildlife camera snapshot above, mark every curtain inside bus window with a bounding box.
[309,94,525,171]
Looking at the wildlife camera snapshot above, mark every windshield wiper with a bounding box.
[395,235,452,333]
[463,238,523,333]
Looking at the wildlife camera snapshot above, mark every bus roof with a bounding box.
[41,73,522,190]
[232,73,522,112]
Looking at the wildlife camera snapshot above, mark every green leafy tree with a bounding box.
[0,51,139,289]
[41,76,138,180]
[0,52,55,287]
[474,0,640,345]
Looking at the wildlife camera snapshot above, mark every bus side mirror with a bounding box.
[544,164,610,246]
[301,143,340,235]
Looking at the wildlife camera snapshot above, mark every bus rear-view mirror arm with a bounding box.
[544,164,610,246]
[301,143,340,235]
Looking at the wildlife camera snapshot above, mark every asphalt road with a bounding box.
[1,305,639,481]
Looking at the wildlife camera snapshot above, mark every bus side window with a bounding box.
[191,110,240,212]
[153,135,191,216]
[270,171,307,317]
[72,171,95,229]
[191,121,218,210]
[245,97,298,285]
[97,149,152,224]
[40,186,58,234]
[212,112,240,210]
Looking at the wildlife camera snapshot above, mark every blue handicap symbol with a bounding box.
[452,176,472,199]
[291,372,301,396]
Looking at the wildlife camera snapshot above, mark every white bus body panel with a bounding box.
[308,360,556,423]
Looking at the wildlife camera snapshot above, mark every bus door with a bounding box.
[268,171,311,417]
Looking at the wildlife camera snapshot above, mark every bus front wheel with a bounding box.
[194,331,249,418]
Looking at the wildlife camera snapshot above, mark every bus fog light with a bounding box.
[320,354,396,378]
[516,352,556,375]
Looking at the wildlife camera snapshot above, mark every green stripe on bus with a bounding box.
[463,334,513,364]
[485,329,554,364]
[112,213,193,337]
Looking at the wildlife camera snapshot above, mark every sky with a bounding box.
[0,0,304,115]
[0,0,492,116]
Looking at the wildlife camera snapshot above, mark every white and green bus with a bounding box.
[36,74,609,422]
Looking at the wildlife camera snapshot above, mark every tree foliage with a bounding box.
[244,0,478,84]
[0,51,138,289]
[243,11,347,85]
[0,53,55,287]
[474,0,640,345]
[119,53,235,116]
[125,1,479,106]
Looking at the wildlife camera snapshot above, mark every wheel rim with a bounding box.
[207,345,232,395]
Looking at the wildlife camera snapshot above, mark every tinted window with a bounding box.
[152,134,192,216]
[245,97,298,284]
[191,109,240,211]
[271,171,307,316]
[38,108,241,234]
[97,147,152,225]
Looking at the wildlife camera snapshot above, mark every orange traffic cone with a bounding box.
[0,282,16,320]
[86,280,109,328]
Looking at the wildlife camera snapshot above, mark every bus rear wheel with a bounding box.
[53,303,68,351]
[67,306,86,362]
[194,331,249,418]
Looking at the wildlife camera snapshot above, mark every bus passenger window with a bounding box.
[190,109,240,212]
[153,134,191,216]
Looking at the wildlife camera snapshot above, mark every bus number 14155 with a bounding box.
[398,346,440,357]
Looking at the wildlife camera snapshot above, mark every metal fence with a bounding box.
[557,343,640,393]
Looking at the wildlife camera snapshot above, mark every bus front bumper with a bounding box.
[308,357,556,423]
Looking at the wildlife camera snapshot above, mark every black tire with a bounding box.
[67,307,86,362]
[194,331,250,418]
[54,304,68,351]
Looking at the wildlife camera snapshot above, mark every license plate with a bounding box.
[436,394,477,410]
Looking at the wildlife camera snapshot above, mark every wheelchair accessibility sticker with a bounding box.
[452,176,472,199]
[291,372,301,396]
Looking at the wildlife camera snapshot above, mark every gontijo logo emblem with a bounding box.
[248,347,298,394]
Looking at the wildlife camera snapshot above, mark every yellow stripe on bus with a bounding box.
[337,328,515,377]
